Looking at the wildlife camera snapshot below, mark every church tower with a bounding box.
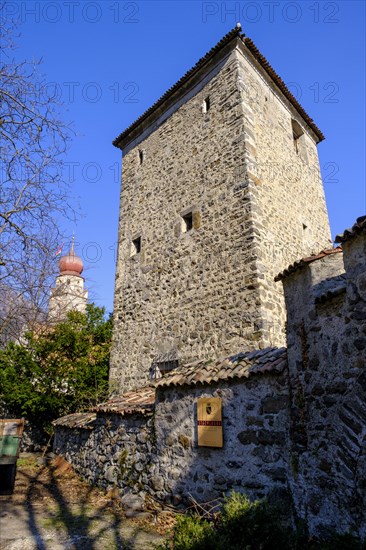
[48,239,88,322]
[110,26,332,392]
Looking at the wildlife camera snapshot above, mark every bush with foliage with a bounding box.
[0,304,112,433]
[161,492,364,550]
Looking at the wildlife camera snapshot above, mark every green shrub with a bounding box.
[161,492,364,550]
[0,304,112,434]
[161,514,215,550]
[217,492,291,550]
[162,492,290,550]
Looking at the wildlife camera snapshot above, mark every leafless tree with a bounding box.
[0,7,75,343]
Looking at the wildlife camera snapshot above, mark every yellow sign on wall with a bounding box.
[197,397,223,448]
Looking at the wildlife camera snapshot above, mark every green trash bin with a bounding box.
[0,435,22,493]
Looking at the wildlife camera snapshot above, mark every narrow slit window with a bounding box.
[202,97,210,114]
[302,223,310,249]
[291,119,304,154]
[138,150,144,164]
[182,212,193,233]
[131,236,141,256]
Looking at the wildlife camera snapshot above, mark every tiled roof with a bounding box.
[52,412,96,430]
[335,215,366,243]
[242,37,324,142]
[93,386,155,416]
[154,347,287,388]
[275,248,343,282]
[113,25,323,149]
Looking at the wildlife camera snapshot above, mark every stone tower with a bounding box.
[110,26,332,392]
[48,239,88,322]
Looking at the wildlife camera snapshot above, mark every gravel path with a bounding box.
[0,454,165,550]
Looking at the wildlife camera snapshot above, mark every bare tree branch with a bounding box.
[0,7,76,343]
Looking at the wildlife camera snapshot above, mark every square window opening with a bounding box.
[131,236,141,256]
[182,212,193,233]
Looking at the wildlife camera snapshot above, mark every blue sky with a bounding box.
[6,0,365,312]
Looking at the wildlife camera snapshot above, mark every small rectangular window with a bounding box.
[138,150,144,164]
[202,97,210,114]
[131,236,141,256]
[150,359,179,379]
[291,119,304,154]
[182,212,193,233]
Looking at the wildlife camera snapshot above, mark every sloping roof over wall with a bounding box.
[335,215,366,243]
[275,247,343,282]
[93,386,155,416]
[113,25,324,149]
[52,412,96,430]
[154,347,287,389]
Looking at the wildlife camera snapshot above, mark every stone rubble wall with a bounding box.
[235,45,332,349]
[53,414,154,495]
[283,234,366,539]
[110,50,265,392]
[152,374,290,505]
[54,372,290,508]
[110,41,331,393]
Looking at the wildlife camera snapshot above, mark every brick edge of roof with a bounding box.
[113,26,324,149]
[334,215,366,244]
[92,404,155,416]
[275,247,343,282]
[154,348,287,389]
[52,412,96,430]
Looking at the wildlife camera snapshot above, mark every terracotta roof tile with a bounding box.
[93,386,155,416]
[335,215,366,243]
[113,25,323,149]
[154,347,287,388]
[242,37,324,141]
[275,247,343,282]
[52,412,96,430]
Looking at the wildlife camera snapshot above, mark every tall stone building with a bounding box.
[110,25,331,392]
[48,239,88,322]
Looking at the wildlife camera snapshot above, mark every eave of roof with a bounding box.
[242,37,324,142]
[93,386,155,416]
[113,25,324,150]
[275,247,343,282]
[154,347,287,389]
[335,215,366,243]
[52,412,96,430]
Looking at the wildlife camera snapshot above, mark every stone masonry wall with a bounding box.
[152,373,290,505]
[282,238,366,538]
[110,40,331,393]
[110,50,265,392]
[236,44,331,347]
[54,372,290,508]
[53,414,155,495]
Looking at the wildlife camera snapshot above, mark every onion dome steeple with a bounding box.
[58,237,84,277]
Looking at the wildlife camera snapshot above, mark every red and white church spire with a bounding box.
[48,237,88,322]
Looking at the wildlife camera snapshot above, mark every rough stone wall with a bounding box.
[282,239,366,538]
[53,414,154,494]
[110,50,264,392]
[54,373,290,508]
[110,42,330,393]
[236,45,332,347]
[152,374,290,504]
